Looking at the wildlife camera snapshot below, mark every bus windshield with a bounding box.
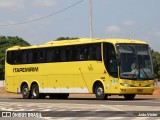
[116,44,154,80]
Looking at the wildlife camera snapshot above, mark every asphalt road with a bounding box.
[0,96,160,120]
[0,97,160,107]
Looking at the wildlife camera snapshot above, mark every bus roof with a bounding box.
[7,38,147,50]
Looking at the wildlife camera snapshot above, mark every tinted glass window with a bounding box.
[21,51,28,64]
[103,43,118,78]
[6,43,102,64]
[46,48,54,62]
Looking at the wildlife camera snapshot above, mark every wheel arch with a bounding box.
[20,81,29,92]
[30,81,39,89]
[93,80,105,94]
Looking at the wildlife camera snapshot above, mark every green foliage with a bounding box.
[151,49,160,79]
[56,37,79,41]
[0,36,30,80]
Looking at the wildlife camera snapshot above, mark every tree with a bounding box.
[151,49,160,79]
[0,36,30,80]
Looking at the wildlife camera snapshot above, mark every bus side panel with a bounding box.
[59,74,74,93]
[5,76,14,93]
[13,76,21,93]
[73,74,90,93]
[108,77,120,94]
[73,62,91,93]
[74,61,107,93]
[47,75,62,93]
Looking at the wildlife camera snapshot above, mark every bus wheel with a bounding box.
[95,83,107,100]
[124,94,136,100]
[21,84,31,99]
[31,84,40,99]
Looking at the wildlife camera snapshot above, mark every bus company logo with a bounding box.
[13,67,39,73]
[2,112,11,117]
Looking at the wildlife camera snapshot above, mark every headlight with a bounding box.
[120,83,132,87]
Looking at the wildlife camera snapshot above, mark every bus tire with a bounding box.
[21,84,31,99]
[124,94,135,100]
[31,84,40,99]
[95,83,108,100]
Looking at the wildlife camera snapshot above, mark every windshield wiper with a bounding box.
[140,67,149,79]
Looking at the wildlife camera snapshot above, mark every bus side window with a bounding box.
[54,48,61,62]
[88,45,96,60]
[77,46,82,60]
[61,48,66,62]
[21,51,27,64]
[39,50,46,63]
[7,51,21,64]
[72,46,78,61]
[33,50,38,63]
[28,51,33,64]
[79,45,89,60]
[96,44,102,61]
[14,51,21,64]
[88,44,101,61]
[65,47,72,61]
[7,51,14,64]
[46,48,54,62]
[84,46,89,60]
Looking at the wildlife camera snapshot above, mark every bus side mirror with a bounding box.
[116,53,120,66]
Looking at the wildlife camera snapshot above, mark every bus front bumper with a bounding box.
[119,86,154,95]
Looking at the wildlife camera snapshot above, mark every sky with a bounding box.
[0,0,160,52]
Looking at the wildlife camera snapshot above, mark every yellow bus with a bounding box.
[5,38,155,100]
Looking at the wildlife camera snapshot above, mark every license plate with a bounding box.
[137,89,143,92]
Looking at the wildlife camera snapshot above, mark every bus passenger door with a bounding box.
[103,43,119,93]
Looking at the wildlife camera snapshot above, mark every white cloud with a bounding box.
[0,0,24,10]
[106,25,121,33]
[154,31,160,37]
[122,20,135,26]
[150,28,160,37]
[33,0,56,7]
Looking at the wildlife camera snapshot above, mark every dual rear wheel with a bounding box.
[21,83,69,99]
[21,84,31,99]
[31,84,46,99]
